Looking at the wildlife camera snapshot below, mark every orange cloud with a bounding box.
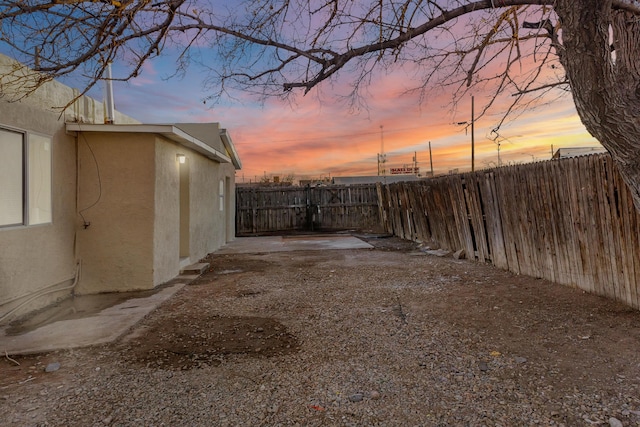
[108,50,599,182]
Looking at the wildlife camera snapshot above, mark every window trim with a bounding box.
[26,131,53,226]
[0,124,53,229]
[219,179,225,212]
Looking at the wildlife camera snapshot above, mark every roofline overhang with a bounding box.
[220,129,242,170]
[66,123,233,164]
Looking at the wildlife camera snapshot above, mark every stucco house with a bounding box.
[0,54,241,324]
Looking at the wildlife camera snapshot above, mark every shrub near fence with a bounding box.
[376,153,640,309]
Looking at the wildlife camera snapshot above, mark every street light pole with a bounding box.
[429,141,434,177]
[457,96,475,172]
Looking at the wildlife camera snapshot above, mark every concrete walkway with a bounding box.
[0,283,185,356]
[0,234,372,355]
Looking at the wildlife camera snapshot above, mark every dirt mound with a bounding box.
[124,315,299,370]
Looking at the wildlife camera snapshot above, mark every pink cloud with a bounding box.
[105,46,597,181]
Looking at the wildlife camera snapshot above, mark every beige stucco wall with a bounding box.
[77,133,237,292]
[75,133,156,294]
[0,54,138,126]
[225,167,237,240]
[188,144,237,259]
[153,136,237,282]
[0,53,239,322]
[190,151,222,257]
[0,54,139,323]
[152,139,181,285]
[0,104,78,323]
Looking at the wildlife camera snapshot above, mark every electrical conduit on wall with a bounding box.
[0,263,80,324]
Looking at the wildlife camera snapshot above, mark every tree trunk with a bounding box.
[555,0,640,209]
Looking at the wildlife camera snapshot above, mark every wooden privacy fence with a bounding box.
[377,153,640,309]
[236,184,381,235]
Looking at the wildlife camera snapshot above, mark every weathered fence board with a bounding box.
[234,154,640,309]
[236,184,381,235]
[481,171,508,269]
[377,153,640,310]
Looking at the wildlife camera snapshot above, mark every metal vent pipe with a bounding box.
[103,62,115,124]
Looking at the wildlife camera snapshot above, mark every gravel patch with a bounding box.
[2,238,640,426]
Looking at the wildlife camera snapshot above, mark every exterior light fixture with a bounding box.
[177,154,186,164]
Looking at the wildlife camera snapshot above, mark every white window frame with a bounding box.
[0,125,52,228]
[219,179,225,212]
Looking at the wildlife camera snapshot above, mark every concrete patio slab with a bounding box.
[215,234,373,254]
[0,283,185,356]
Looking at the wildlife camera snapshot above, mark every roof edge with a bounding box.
[65,123,232,164]
[220,129,242,170]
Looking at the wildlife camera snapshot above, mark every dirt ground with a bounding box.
[2,235,640,426]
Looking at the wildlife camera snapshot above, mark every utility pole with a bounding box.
[457,95,475,172]
[377,125,386,176]
[471,95,475,172]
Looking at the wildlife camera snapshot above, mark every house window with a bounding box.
[0,127,52,227]
[28,134,52,224]
[219,179,224,212]
[0,128,23,226]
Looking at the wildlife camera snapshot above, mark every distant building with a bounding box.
[332,175,425,185]
[552,147,607,159]
[299,178,332,187]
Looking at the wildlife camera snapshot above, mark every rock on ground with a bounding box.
[1,236,640,426]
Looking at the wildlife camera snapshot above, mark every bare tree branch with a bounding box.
[2,0,640,206]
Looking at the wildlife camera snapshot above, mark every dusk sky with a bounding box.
[3,1,600,183]
[105,56,599,183]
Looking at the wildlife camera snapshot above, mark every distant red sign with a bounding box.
[390,167,419,175]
